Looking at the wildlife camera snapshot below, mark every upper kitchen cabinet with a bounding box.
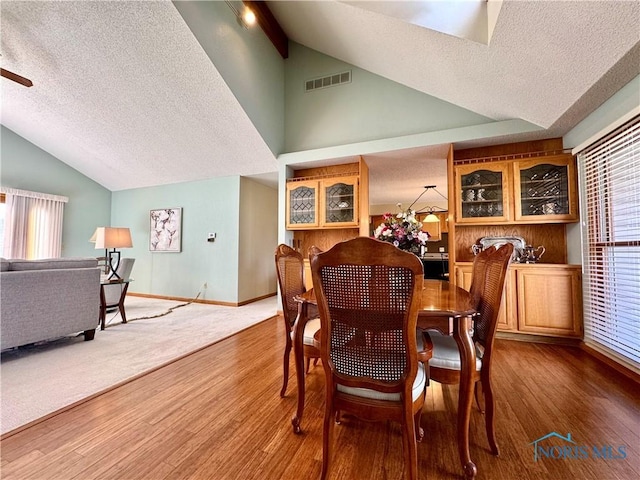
[320,176,359,227]
[285,159,370,256]
[286,179,320,229]
[454,153,578,225]
[454,162,511,224]
[513,154,579,223]
[286,175,359,229]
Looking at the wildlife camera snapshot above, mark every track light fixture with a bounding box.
[225,1,256,29]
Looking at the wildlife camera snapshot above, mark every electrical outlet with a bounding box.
[438,246,445,253]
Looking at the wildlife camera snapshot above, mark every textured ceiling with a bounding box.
[0,1,277,192]
[270,0,640,132]
[1,0,639,208]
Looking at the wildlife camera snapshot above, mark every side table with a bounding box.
[99,277,130,330]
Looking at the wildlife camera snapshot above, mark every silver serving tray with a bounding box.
[476,236,526,261]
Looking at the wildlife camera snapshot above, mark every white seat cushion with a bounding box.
[337,362,426,402]
[337,332,428,402]
[289,317,321,347]
[427,330,483,371]
[303,317,321,346]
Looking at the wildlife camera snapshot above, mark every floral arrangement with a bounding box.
[373,204,430,253]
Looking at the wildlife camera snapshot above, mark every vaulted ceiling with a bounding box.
[1,1,639,207]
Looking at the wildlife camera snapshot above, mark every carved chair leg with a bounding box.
[484,377,499,456]
[404,409,419,480]
[321,400,336,480]
[281,340,291,397]
[474,380,484,413]
[414,409,425,443]
[305,356,311,374]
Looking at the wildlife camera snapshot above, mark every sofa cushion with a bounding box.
[0,258,9,272]
[8,257,98,271]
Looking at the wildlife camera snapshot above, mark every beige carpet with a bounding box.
[0,295,278,435]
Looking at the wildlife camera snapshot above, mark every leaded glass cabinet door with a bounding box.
[286,180,319,229]
[513,155,578,222]
[455,162,511,224]
[320,176,359,227]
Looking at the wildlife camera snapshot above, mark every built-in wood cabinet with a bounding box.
[437,212,449,234]
[454,153,578,225]
[450,140,584,340]
[455,162,511,224]
[287,159,370,254]
[454,263,582,338]
[515,264,583,337]
[513,155,579,222]
[320,176,359,227]
[286,175,359,230]
[286,180,320,229]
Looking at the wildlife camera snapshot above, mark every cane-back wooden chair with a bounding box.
[275,244,321,397]
[427,243,513,456]
[310,237,432,480]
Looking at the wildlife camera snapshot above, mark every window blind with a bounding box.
[578,115,640,370]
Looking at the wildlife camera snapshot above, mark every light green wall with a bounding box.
[564,74,640,150]
[238,177,278,303]
[0,125,111,257]
[563,74,640,265]
[111,177,244,303]
[284,42,493,153]
[111,175,277,304]
[173,0,285,156]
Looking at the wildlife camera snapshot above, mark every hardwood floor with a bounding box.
[2,316,639,479]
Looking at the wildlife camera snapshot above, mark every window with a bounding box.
[0,188,68,259]
[578,115,640,371]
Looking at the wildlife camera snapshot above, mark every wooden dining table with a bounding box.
[293,279,479,479]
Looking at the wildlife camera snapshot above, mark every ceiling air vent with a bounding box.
[305,70,351,92]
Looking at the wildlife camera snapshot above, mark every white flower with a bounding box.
[417,231,430,243]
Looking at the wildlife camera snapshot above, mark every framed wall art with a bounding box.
[149,207,182,252]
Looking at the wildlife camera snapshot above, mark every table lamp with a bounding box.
[90,227,133,279]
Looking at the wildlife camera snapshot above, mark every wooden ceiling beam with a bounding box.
[1,68,33,87]
[243,1,288,59]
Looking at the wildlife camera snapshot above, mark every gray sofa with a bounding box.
[1,257,101,350]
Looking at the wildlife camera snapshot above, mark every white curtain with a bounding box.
[1,188,68,259]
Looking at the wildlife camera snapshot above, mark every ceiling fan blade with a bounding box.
[1,68,33,87]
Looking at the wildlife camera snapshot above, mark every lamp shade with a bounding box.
[422,213,442,242]
[92,227,133,249]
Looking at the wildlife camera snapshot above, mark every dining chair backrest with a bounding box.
[275,244,305,330]
[469,245,496,308]
[427,242,513,459]
[311,237,425,393]
[473,243,514,350]
[275,244,322,401]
